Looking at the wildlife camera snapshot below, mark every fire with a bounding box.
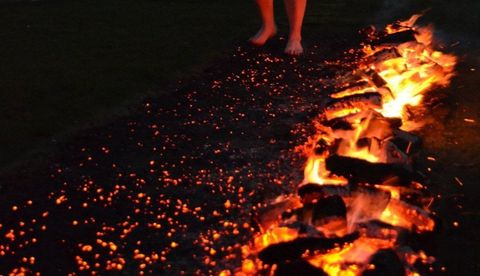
[237,14,456,275]
[303,156,348,186]
[368,18,457,125]
[307,237,395,275]
[249,227,299,254]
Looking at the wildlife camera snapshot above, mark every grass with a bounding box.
[0,0,478,175]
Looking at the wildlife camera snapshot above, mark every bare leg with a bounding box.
[250,0,277,46]
[284,0,307,55]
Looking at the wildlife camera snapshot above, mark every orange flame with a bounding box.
[303,156,348,186]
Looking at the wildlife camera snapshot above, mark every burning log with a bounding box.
[335,72,366,89]
[325,155,415,185]
[298,196,347,226]
[330,81,376,99]
[324,110,401,131]
[256,195,303,231]
[362,69,388,88]
[371,30,417,46]
[324,92,382,121]
[357,114,396,140]
[380,199,435,233]
[297,183,350,199]
[364,48,401,65]
[356,220,402,241]
[346,189,391,227]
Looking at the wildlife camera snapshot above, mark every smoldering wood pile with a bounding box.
[237,15,457,276]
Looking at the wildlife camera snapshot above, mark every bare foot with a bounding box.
[249,25,277,46]
[284,39,303,55]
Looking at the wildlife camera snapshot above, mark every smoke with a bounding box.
[374,0,415,25]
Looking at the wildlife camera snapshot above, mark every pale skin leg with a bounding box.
[250,0,306,55]
[283,0,307,55]
[249,0,278,46]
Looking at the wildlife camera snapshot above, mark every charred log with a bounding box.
[330,81,376,99]
[257,196,301,231]
[364,47,401,65]
[325,155,416,185]
[371,30,417,46]
[298,183,350,199]
[362,69,388,88]
[324,92,382,120]
[299,195,347,225]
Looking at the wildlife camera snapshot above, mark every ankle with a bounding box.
[263,22,277,32]
[288,33,302,42]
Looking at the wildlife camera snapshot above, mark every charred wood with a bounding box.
[364,48,401,65]
[326,155,416,185]
[362,69,388,88]
[299,195,347,225]
[324,92,382,121]
[298,183,350,199]
[371,30,417,46]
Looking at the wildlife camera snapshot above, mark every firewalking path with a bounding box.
[0,35,358,274]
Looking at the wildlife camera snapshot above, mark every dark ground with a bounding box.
[0,0,480,275]
[0,0,390,173]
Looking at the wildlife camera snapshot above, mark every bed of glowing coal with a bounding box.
[0,16,479,275]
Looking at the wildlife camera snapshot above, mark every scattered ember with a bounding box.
[0,14,459,275]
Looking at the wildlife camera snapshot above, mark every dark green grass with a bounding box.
[0,0,478,174]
